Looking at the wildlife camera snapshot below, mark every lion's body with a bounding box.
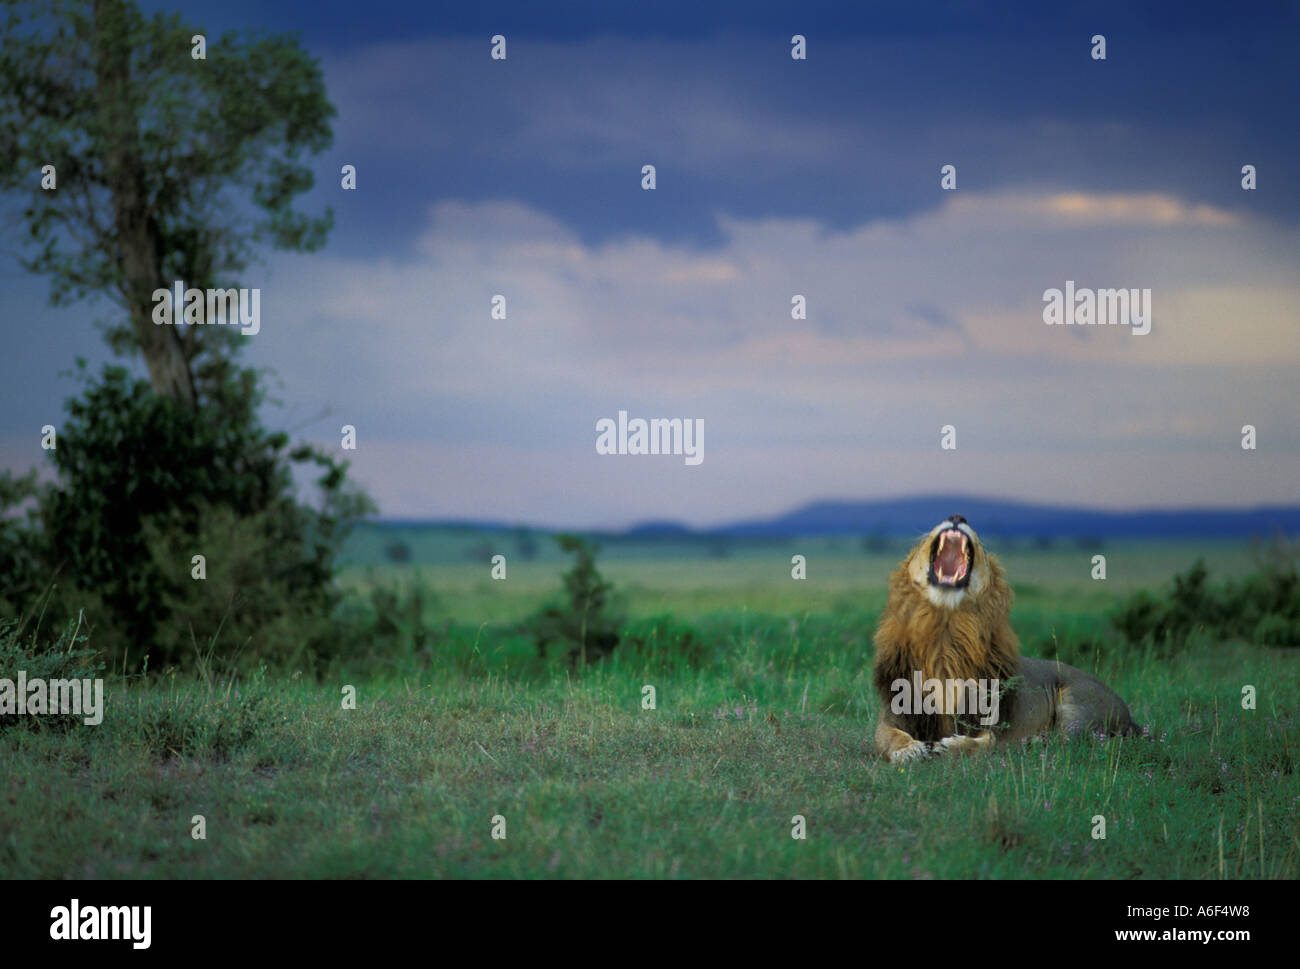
[872,519,1138,762]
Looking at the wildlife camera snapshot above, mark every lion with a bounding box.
[872,515,1138,763]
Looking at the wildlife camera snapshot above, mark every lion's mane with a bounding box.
[871,540,1022,742]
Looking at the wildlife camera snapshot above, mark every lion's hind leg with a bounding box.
[1055,677,1139,739]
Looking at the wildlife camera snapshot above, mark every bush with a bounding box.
[1109,557,1300,651]
[527,535,624,665]
[0,361,372,673]
[144,504,354,672]
[329,579,439,672]
[133,684,282,761]
[1036,629,1107,668]
[0,613,104,732]
[1253,614,1300,647]
[384,540,412,564]
[621,614,709,668]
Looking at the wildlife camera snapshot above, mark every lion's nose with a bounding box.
[949,514,967,525]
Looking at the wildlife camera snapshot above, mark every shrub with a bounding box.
[0,613,104,732]
[0,361,373,673]
[331,579,437,671]
[527,534,624,665]
[622,614,709,667]
[133,685,280,761]
[384,540,412,564]
[1109,557,1300,651]
[1253,614,1300,648]
[1036,629,1107,668]
[144,504,350,672]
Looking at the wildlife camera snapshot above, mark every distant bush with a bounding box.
[527,535,624,665]
[342,580,438,669]
[464,541,495,563]
[384,540,412,564]
[1109,557,1300,651]
[1036,628,1107,668]
[1252,613,1300,647]
[512,527,539,561]
[621,614,708,667]
[862,531,891,554]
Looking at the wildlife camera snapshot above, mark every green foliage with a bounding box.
[1,631,1296,878]
[134,680,282,760]
[0,362,373,672]
[0,0,369,674]
[1253,613,1300,647]
[1109,556,1300,651]
[1033,628,1109,670]
[330,579,440,673]
[0,613,104,732]
[0,468,44,609]
[620,614,708,669]
[1,543,1296,877]
[527,535,625,665]
[384,540,412,564]
[512,527,538,561]
[0,0,334,345]
[1109,589,1165,647]
[862,530,891,553]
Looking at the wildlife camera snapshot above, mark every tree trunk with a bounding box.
[92,0,196,408]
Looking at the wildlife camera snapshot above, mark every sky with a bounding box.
[2,0,1298,529]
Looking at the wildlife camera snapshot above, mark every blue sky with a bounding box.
[3,0,1298,528]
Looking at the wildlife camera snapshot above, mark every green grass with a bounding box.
[2,541,1296,878]
[338,536,1268,623]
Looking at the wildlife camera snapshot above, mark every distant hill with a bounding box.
[712,496,1300,540]
[371,496,1300,540]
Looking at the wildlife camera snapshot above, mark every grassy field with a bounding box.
[339,529,1268,620]
[1,535,1296,878]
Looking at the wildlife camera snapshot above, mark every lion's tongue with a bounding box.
[935,533,967,580]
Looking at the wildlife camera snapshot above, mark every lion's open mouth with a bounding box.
[929,529,972,588]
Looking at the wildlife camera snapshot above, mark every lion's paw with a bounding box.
[889,739,933,763]
[935,734,994,756]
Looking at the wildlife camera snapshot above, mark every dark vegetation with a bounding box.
[528,535,626,665]
[1044,541,1300,666]
[0,363,371,675]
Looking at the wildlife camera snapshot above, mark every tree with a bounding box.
[0,0,369,671]
[528,536,624,666]
[0,0,334,403]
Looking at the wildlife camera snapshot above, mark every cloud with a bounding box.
[971,192,1242,227]
[250,187,1299,521]
[6,22,1298,528]
[314,31,1297,256]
